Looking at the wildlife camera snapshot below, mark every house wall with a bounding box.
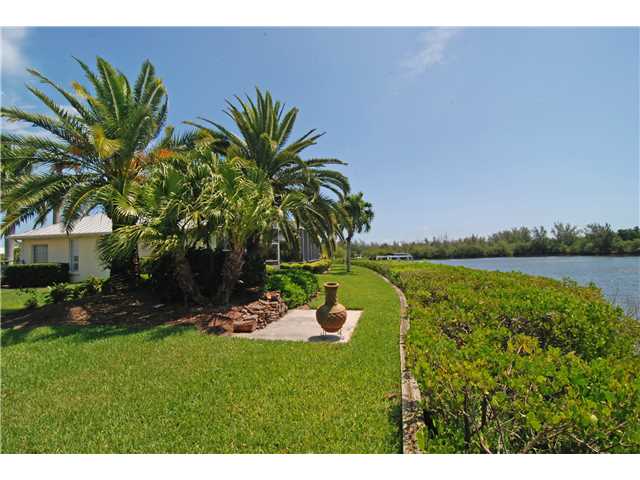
[20,235,110,282]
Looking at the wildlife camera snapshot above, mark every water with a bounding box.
[427,256,640,316]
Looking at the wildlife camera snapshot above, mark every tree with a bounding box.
[584,223,616,255]
[1,57,169,283]
[530,225,550,254]
[551,222,580,245]
[97,157,215,305]
[1,143,35,262]
[617,227,640,241]
[186,88,349,284]
[209,156,309,304]
[339,192,374,272]
[97,146,309,305]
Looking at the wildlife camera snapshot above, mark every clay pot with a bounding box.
[316,282,347,333]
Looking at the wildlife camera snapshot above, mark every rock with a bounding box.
[200,290,288,335]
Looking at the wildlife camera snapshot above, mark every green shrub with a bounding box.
[47,283,69,303]
[265,268,319,308]
[4,263,70,288]
[281,259,331,274]
[20,288,39,310]
[279,268,318,296]
[83,276,105,295]
[355,260,640,453]
[46,277,106,304]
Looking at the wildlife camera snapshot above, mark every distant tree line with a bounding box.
[352,223,640,259]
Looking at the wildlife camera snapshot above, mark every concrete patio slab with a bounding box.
[233,309,363,343]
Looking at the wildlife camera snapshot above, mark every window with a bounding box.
[69,239,79,272]
[33,244,48,263]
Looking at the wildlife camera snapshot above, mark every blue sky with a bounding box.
[1,27,638,243]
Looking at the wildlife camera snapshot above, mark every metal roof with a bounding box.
[9,214,112,240]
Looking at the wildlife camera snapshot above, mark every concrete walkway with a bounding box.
[233,309,363,343]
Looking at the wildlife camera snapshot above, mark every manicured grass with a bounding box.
[1,265,401,453]
[1,288,49,315]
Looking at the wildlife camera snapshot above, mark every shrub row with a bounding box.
[355,260,640,453]
[265,268,319,308]
[3,263,70,288]
[280,259,331,274]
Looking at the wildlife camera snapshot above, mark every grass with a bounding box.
[0,288,49,315]
[0,265,401,453]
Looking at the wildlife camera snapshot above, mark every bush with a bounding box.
[281,259,331,274]
[4,263,69,288]
[355,260,640,453]
[265,268,319,308]
[20,288,39,310]
[46,277,107,304]
[47,283,69,303]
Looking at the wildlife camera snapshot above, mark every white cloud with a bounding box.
[60,104,79,116]
[1,116,37,137]
[1,27,29,76]
[402,28,461,77]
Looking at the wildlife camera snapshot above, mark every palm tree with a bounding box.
[186,88,349,283]
[97,154,222,305]
[2,126,78,259]
[1,57,169,282]
[339,192,374,272]
[98,145,307,305]
[208,155,309,304]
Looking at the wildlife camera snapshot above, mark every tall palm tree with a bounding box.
[97,154,222,305]
[2,126,76,257]
[339,192,374,272]
[208,156,308,304]
[1,57,169,282]
[186,88,349,283]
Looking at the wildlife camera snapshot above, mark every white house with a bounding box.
[374,252,414,261]
[9,214,112,281]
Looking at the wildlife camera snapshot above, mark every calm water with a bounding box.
[427,256,640,315]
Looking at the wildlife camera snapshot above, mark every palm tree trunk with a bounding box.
[4,224,16,263]
[242,233,266,287]
[174,251,208,305]
[346,236,352,273]
[52,164,63,224]
[108,222,140,288]
[216,245,245,305]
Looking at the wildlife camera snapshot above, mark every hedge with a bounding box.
[3,263,70,288]
[265,268,319,308]
[355,260,640,453]
[280,259,331,274]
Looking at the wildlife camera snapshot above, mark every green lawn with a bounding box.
[1,287,49,315]
[1,265,401,453]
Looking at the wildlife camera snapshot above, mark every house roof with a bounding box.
[9,214,112,240]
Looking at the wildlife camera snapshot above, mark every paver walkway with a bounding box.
[233,309,362,343]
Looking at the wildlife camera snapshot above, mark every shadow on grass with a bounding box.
[324,264,357,276]
[386,396,403,453]
[1,323,195,347]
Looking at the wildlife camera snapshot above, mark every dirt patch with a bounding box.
[1,289,288,335]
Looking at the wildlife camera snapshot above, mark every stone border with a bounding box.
[377,273,425,454]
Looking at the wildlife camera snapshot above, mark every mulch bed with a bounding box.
[1,289,288,336]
